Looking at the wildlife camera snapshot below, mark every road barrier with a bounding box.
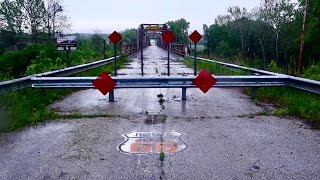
[30,75,319,101]
[0,56,120,94]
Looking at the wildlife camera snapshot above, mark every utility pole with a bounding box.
[298,0,310,74]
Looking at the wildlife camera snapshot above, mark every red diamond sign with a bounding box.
[92,71,116,95]
[189,30,203,44]
[108,31,122,44]
[193,70,217,93]
[162,30,175,44]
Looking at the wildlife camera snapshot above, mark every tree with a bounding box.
[121,29,137,43]
[167,18,190,43]
[203,24,209,57]
[260,0,297,64]
[44,0,70,39]
[17,0,47,42]
[0,0,70,50]
[90,30,105,53]
[0,0,25,50]
[302,0,320,65]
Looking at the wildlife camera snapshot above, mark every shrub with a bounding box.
[303,63,320,81]
[267,60,283,73]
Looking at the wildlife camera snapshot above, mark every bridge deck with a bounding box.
[121,46,192,76]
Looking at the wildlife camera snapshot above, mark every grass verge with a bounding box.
[184,57,320,129]
[0,56,129,132]
[244,87,320,128]
[184,57,248,75]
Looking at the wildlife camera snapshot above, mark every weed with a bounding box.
[159,152,165,161]
[160,115,167,123]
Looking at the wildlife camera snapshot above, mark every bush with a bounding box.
[26,50,56,75]
[0,44,62,78]
[267,60,283,73]
[0,42,109,79]
[303,63,320,81]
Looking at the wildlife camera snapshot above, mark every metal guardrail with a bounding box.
[37,56,121,77]
[29,75,295,101]
[31,76,287,89]
[190,56,320,94]
[171,48,186,57]
[190,56,280,76]
[0,56,120,94]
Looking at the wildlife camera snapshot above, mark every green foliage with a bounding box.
[159,152,165,161]
[121,29,137,43]
[1,88,73,131]
[73,56,128,77]
[215,41,235,58]
[201,0,320,72]
[186,58,320,128]
[26,50,55,75]
[267,60,283,73]
[0,38,112,79]
[302,63,320,81]
[254,87,320,128]
[167,18,190,43]
[302,0,320,63]
[0,57,129,132]
[0,44,47,77]
[184,57,247,75]
[90,34,105,53]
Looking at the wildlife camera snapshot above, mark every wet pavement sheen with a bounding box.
[0,46,320,180]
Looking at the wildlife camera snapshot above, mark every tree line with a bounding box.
[0,0,69,53]
[165,1,319,74]
[202,0,319,73]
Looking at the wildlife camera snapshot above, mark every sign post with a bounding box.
[161,30,175,76]
[56,36,77,67]
[92,71,116,102]
[108,31,122,76]
[66,47,71,67]
[189,30,203,76]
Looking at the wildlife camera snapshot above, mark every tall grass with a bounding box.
[184,58,320,128]
[249,87,320,127]
[184,57,248,75]
[0,57,128,132]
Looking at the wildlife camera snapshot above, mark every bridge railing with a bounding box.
[171,43,187,57]
[159,43,187,57]
[122,43,139,56]
[190,56,320,94]
[0,56,120,95]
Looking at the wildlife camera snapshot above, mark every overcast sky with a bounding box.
[65,0,261,34]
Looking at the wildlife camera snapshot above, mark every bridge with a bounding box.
[0,23,320,180]
[121,24,188,58]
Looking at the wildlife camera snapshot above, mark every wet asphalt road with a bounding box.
[0,46,320,180]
